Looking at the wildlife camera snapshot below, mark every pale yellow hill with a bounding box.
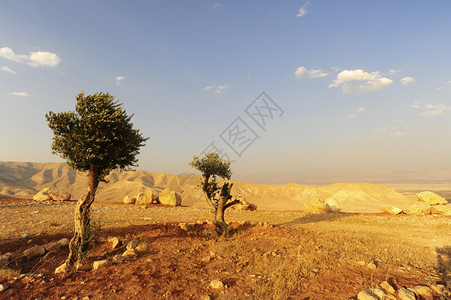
[0,161,435,212]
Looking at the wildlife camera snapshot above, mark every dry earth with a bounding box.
[1,199,450,299]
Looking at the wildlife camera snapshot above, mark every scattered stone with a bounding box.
[230,196,257,211]
[416,191,448,205]
[200,295,211,300]
[431,205,451,216]
[93,260,109,270]
[430,284,445,294]
[33,188,71,201]
[112,254,124,263]
[325,197,341,213]
[403,202,432,215]
[58,238,70,247]
[23,245,46,257]
[303,198,327,213]
[55,263,67,274]
[380,280,396,294]
[398,287,416,300]
[0,254,10,268]
[126,239,140,250]
[109,237,121,249]
[158,189,182,206]
[408,285,433,300]
[367,261,377,270]
[44,242,62,253]
[357,289,378,300]
[0,283,9,292]
[356,260,366,266]
[369,287,387,299]
[179,223,190,231]
[201,256,211,263]
[381,205,403,215]
[123,195,135,204]
[136,190,154,205]
[210,279,224,289]
[123,249,137,257]
[21,233,29,239]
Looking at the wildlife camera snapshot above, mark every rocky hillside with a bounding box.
[0,161,423,212]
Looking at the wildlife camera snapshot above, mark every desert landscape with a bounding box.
[0,161,450,299]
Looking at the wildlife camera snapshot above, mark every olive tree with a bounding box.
[189,152,240,236]
[46,91,148,271]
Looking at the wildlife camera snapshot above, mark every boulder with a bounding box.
[230,196,257,211]
[44,241,62,253]
[58,238,70,247]
[108,237,121,249]
[380,280,396,294]
[431,205,451,216]
[403,202,432,215]
[210,279,224,289]
[54,263,67,274]
[325,197,341,213]
[381,205,403,215]
[158,189,182,206]
[136,190,155,205]
[303,198,327,213]
[123,195,135,204]
[357,289,378,300]
[93,260,109,270]
[126,239,140,250]
[23,245,46,257]
[33,188,71,201]
[407,285,433,300]
[398,287,416,300]
[416,191,448,205]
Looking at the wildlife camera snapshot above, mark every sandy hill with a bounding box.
[0,161,422,212]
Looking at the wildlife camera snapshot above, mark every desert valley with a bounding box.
[0,161,450,299]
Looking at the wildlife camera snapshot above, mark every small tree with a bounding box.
[46,91,148,271]
[189,152,240,236]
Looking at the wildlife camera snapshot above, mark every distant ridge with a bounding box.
[0,161,421,212]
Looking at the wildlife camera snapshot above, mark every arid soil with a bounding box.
[0,199,450,299]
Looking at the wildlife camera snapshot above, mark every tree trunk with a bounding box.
[65,165,99,271]
[214,184,235,237]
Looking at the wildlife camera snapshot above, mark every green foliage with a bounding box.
[46,91,148,181]
[189,152,232,203]
[189,152,231,180]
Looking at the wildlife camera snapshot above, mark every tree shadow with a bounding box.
[278,212,355,226]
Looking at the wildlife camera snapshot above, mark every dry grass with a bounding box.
[0,268,20,281]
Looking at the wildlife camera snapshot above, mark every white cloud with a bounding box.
[373,127,389,132]
[8,91,29,97]
[115,76,125,86]
[389,69,401,75]
[0,47,61,68]
[214,3,222,8]
[349,107,366,118]
[204,84,229,94]
[295,66,328,79]
[329,69,393,95]
[297,1,310,18]
[411,100,421,109]
[421,103,448,117]
[400,76,415,85]
[1,66,16,74]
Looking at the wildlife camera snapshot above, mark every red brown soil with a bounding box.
[0,198,449,300]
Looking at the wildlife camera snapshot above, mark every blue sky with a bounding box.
[1,1,451,184]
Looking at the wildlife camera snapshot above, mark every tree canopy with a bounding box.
[46,91,148,180]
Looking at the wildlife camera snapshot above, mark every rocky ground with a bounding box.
[0,198,450,299]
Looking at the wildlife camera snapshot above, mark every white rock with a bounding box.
[431,205,451,216]
[210,279,224,289]
[403,202,432,215]
[398,287,416,300]
[123,249,137,257]
[136,190,154,205]
[33,188,71,201]
[0,283,9,292]
[58,238,70,247]
[93,260,109,270]
[416,191,448,205]
[380,280,396,294]
[23,245,46,257]
[109,237,121,249]
[325,197,341,213]
[407,285,433,299]
[357,289,378,300]
[55,263,67,274]
[158,189,182,206]
[381,205,403,215]
[123,195,135,204]
[126,239,140,250]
